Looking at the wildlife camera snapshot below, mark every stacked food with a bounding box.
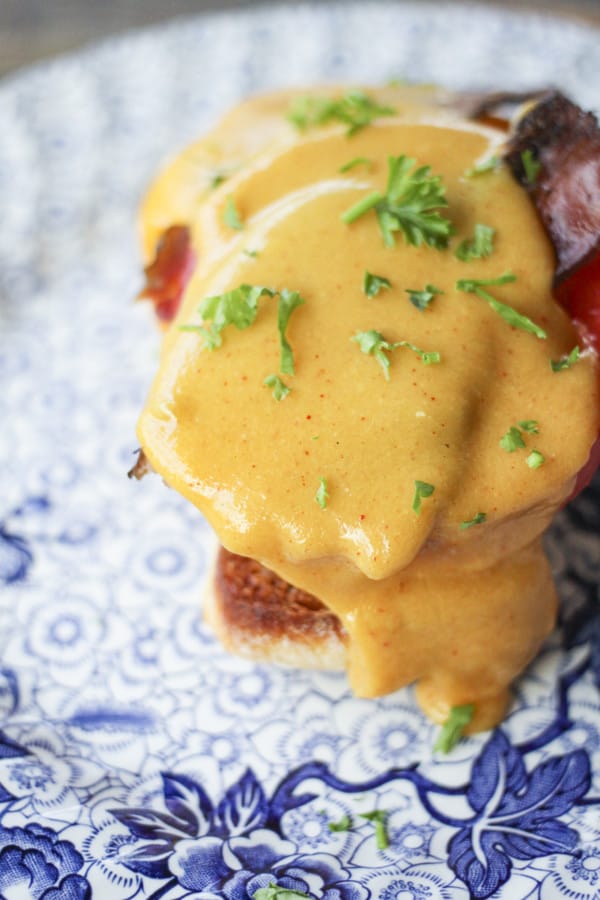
[133,85,600,735]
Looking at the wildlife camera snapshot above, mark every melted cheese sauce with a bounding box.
[138,87,600,730]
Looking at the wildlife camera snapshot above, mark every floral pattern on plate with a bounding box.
[0,3,599,897]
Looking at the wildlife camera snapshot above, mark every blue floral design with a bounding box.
[0,496,50,584]
[0,825,90,899]
[447,731,589,898]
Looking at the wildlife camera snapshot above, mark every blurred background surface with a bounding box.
[1,0,599,79]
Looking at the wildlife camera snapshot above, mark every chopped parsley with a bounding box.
[339,156,372,173]
[223,195,244,231]
[328,813,353,832]
[359,810,389,850]
[454,223,495,262]
[527,450,546,469]
[456,273,547,339]
[316,477,329,509]
[341,154,453,250]
[181,284,275,349]
[363,271,392,298]
[434,703,474,753]
[263,374,290,401]
[277,289,305,375]
[352,329,440,379]
[287,90,396,136]
[181,284,305,376]
[550,346,581,371]
[406,284,443,311]
[521,149,541,185]
[253,885,311,900]
[243,248,259,258]
[519,420,539,434]
[464,155,500,177]
[460,512,487,530]
[412,480,435,515]
[500,426,527,453]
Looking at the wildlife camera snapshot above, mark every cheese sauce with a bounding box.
[138,87,600,730]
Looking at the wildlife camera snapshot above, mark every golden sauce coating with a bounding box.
[137,87,600,730]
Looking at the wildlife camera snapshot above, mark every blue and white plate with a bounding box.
[1,3,599,897]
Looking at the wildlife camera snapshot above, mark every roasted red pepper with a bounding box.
[139,225,196,323]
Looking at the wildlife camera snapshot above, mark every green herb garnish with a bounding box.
[406,284,443,311]
[359,810,389,850]
[460,512,487,530]
[456,273,547,339]
[253,885,311,900]
[464,155,500,177]
[180,284,275,349]
[454,223,495,262]
[500,426,527,453]
[518,420,539,434]
[316,477,329,509]
[434,703,474,753]
[328,813,353,832]
[521,149,541,185]
[223,195,244,231]
[341,154,453,250]
[288,91,395,136]
[264,374,290,401]
[550,346,580,371]
[340,156,372,173]
[363,271,392,298]
[277,289,305,375]
[181,284,305,376]
[412,480,435,515]
[527,450,545,469]
[352,330,440,379]
[243,249,259,258]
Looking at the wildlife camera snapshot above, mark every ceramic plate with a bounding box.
[1,3,599,898]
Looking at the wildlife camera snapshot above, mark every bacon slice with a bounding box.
[505,92,600,285]
[139,225,196,323]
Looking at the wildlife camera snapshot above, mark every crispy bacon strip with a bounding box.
[505,92,600,285]
[139,225,196,323]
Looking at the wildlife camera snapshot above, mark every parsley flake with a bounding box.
[434,703,474,753]
[360,810,389,850]
[406,284,443,311]
[500,426,527,453]
[341,154,453,250]
[519,420,539,434]
[180,284,275,349]
[287,91,396,136]
[253,885,311,900]
[412,480,435,515]
[264,374,290,401]
[181,284,305,376]
[454,223,495,262]
[223,195,244,231]
[277,289,305,375]
[363,271,392,298]
[328,813,353,832]
[340,156,372,173]
[316,477,329,509]
[550,346,580,371]
[460,512,487,530]
[527,450,545,469]
[521,149,541,185]
[464,155,500,177]
[352,330,440,378]
[456,272,547,339]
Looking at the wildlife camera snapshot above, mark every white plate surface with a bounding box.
[0,3,599,898]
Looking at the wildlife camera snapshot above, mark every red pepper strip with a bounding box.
[555,248,600,499]
[139,225,196,323]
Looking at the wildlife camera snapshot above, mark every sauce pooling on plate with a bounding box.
[137,86,600,732]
